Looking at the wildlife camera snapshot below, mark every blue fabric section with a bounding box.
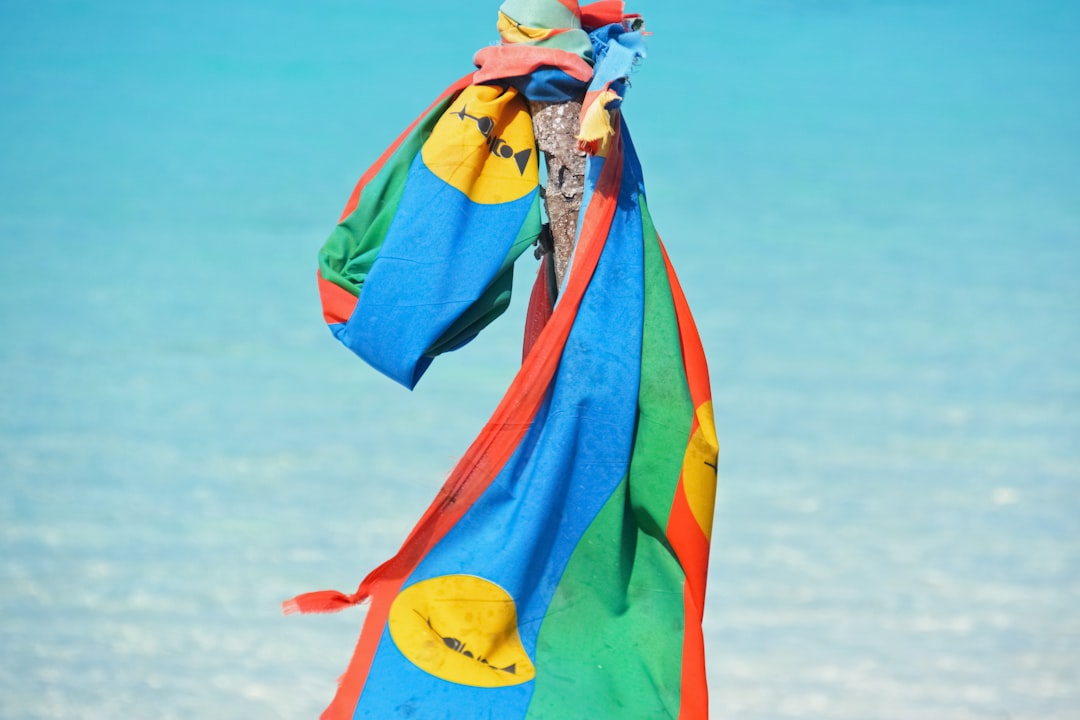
[586,24,645,103]
[337,156,538,389]
[501,68,587,103]
[353,146,647,718]
[621,117,646,198]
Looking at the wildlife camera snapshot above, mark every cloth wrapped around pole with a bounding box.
[289,2,719,718]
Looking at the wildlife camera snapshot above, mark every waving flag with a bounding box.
[316,78,542,389]
[288,2,719,718]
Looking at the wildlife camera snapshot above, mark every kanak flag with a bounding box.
[288,3,718,718]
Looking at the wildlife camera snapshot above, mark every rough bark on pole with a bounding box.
[529,99,587,289]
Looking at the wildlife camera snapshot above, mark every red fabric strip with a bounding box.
[678,586,710,720]
[660,239,714,410]
[317,270,359,325]
[553,0,582,16]
[282,590,364,615]
[522,256,554,361]
[580,0,632,29]
[473,45,594,85]
[668,473,710,612]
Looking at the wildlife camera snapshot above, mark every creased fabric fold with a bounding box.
[294,2,717,718]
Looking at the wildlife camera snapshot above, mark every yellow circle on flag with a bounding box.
[421,85,538,205]
[682,401,719,539]
[388,574,536,687]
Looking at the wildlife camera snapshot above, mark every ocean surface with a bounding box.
[1,1,1078,718]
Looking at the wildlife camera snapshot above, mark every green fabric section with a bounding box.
[501,0,580,31]
[423,194,542,356]
[317,96,454,298]
[626,198,695,540]
[525,199,693,719]
[525,480,687,719]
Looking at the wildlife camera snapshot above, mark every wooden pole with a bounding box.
[528,99,587,289]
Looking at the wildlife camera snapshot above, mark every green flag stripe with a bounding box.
[628,196,695,539]
[525,199,693,719]
[525,476,687,719]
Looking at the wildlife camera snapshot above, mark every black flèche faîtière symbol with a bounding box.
[418,612,519,675]
[452,105,533,176]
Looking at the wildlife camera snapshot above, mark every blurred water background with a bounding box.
[1,0,1078,718]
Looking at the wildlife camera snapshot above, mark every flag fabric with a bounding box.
[289,2,719,718]
[315,77,542,389]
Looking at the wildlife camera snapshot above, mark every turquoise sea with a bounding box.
[2,1,1078,718]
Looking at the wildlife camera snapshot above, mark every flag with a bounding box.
[316,76,542,389]
[288,3,718,718]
